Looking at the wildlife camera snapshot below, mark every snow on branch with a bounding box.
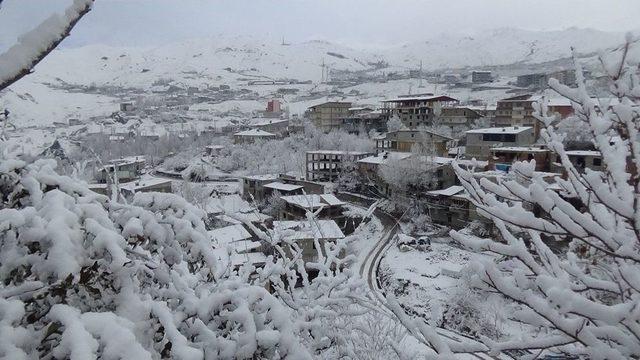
[0,0,93,91]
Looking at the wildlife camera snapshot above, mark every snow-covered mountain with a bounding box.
[0,27,630,127]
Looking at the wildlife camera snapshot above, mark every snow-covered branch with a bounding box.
[0,0,94,91]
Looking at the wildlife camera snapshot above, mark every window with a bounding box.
[593,157,602,166]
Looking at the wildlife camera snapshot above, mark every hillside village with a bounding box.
[1,2,639,357]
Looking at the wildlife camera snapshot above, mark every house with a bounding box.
[233,129,277,144]
[471,71,492,84]
[248,118,289,135]
[435,107,484,128]
[340,107,385,134]
[305,150,372,182]
[205,145,224,156]
[242,174,281,201]
[119,177,173,200]
[495,94,574,137]
[489,146,551,172]
[375,129,453,156]
[262,182,304,199]
[96,156,146,183]
[465,126,535,160]
[272,220,345,274]
[423,186,485,229]
[279,194,345,220]
[554,150,604,173]
[381,94,459,129]
[517,69,576,88]
[306,102,352,132]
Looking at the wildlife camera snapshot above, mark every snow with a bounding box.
[426,185,465,197]
[306,150,370,156]
[565,150,601,157]
[118,177,172,192]
[209,224,252,245]
[490,146,549,153]
[233,129,276,137]
[204,194,253,216]
[280,194,345,209]
[358,152,413,165]
[263,182,303,192]
[466,126,533,134]
[273,220,345,240]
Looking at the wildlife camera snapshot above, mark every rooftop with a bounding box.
[306,150,371,156]
[273,220,345,240]
[234,129,276,137]
[426,185,465,197]
[466,126,532,135]
[119,177,172,192]
[243,174,280,181]
[565,150,601,157]
[490,146,549,153]
[263,182,304,192]
[358,151,413,165]
[382,95,459,103]
[209,224,252,246]
[281,194,345,209]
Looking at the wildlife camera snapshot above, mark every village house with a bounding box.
[262,182,305,199]
[375,129,453,156]
[279,194,345,220]
[305,150,372,182]
[435,106,484,128]
[465,126,536,160]
[494,94,573,137]
[272,220,345,276]
[306,101,352,132]
[381,94,459,128]
[471,70,493,84]
[516,69,576,88]
[233,129,277,144]
[423,186,482,229]
[119,177,173,200]
[95,156,146,183]
[489,146,551,172]
[242,174,280,201]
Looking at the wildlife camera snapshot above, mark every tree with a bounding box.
[445,38,640,358]
[386,114,404,133]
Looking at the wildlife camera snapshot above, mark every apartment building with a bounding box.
[465,126,535,160]
[381,94,459,128]
[306,102,352,132]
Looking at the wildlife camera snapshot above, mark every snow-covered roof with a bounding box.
[119,177,172,192]
[243,174,280,181]
[281,194,345,209]
[565,150,601,157]
[216,212,272,225]
[234,129,276,137]
[381,95,459,103]
[249,118,288,127]
[209,224,252,245]
[204,194,254,215]
[490,146,549,153]
[357,152,412,165]
[263,182,303,192]
[466,126,532,135]
[273,220,345,240]
[426,185,465,197]
[230,252,267,267]
[306,150,370,156]
[431,156,488,168]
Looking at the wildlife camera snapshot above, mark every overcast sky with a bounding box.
[1,0,638,50]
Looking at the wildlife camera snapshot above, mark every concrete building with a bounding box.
[554,150,604,173]
[119,177,173,200]
[340,107,385,134]
[306,102,352,132]
[381,94,459,129]
[471,71,492,84]
[517,69,576,88]
[435,107,484,127]
[242,174,326,202]
[305,150,372,182]
[489,146,551,172]
[96,156,146,183]
[233,129,277,144]
[495,94,573,137]
[375,129,453,156]
[465,126,535,160]
[242,174,280,201]
[279,194,345,220]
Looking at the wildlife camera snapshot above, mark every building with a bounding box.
[279,194,345,220]
[471,71,492,84]
[120,102,135,112]
[489,146,551,172]
[375,129,453,156]
[205,145,224,156]
[340,107,385,134]
[242,174,326,202]
[435,107,484,128]
[258,99,284,118]
[262,182,304,199]
[381,94,459,128]
[554,150,604,173]
[423,186,485,229]
[119,177,173,200]
[233,129,277,144]
[96,156,146,183]
[465,126,535,160]
[272,220,345,274]
[495,94,573,137]
[242,174,280,201]
[517,69,576,88]
[306,150,372,182]
[306,102,352,132]
[248,118,289,135]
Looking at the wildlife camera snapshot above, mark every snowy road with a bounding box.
[340,195,498,360]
